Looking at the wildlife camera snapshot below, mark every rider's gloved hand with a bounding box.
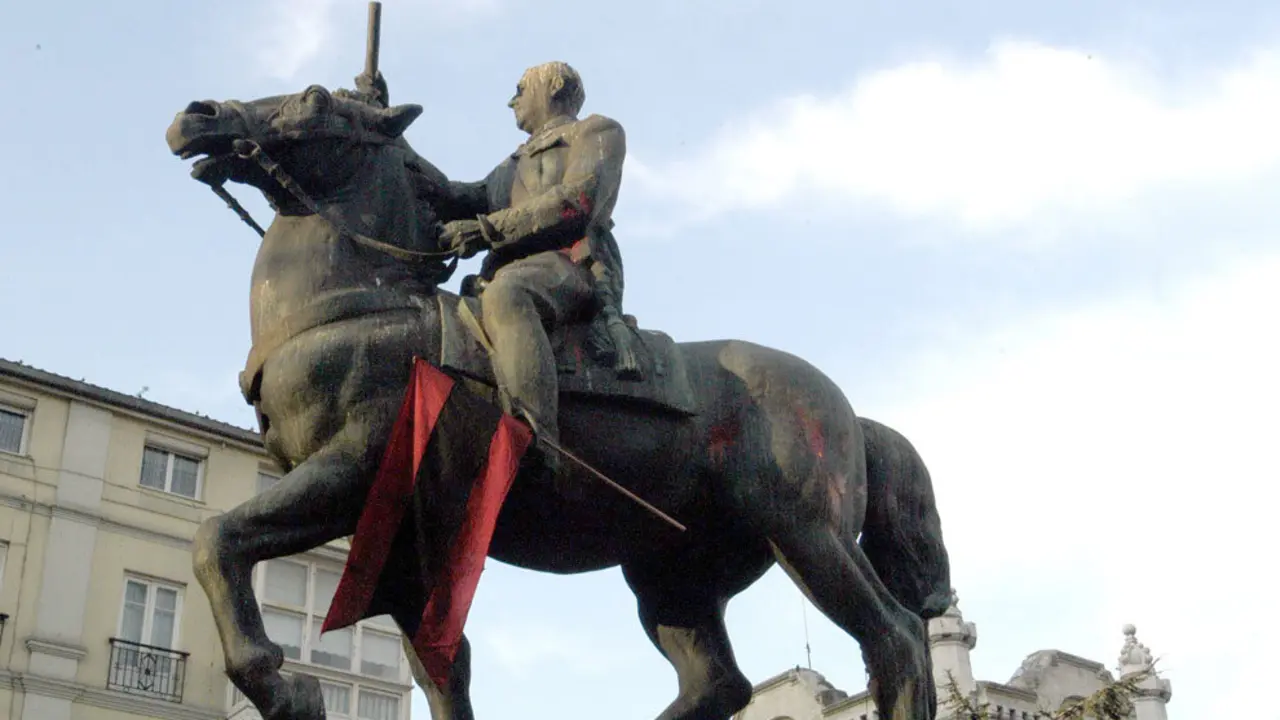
[354,71,389,106]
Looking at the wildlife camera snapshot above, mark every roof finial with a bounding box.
[1118,624,1154,675]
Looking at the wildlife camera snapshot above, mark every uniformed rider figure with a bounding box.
[358,61,634,482]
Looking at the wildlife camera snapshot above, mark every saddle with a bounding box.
[432,292,698,417]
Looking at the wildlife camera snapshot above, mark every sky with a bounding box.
[2,1,1278,718]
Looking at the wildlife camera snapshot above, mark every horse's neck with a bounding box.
[315,146,434,253]
[250,149,440,344]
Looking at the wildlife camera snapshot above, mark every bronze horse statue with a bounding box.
[164,83,952,720]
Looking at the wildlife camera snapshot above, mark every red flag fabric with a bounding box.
[322,356,533,689]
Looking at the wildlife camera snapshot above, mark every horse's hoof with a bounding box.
[267,673,327,720]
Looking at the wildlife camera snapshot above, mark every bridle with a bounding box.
[200,95,459,284]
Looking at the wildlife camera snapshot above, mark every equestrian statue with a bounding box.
[163,22,953,720]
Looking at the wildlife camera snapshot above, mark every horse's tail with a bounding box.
[856,416,952,621]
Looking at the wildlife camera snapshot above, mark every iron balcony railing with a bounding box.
[106,637,189,703]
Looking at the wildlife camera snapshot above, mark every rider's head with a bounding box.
[508,61,585,134]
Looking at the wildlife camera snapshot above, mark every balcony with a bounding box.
[107,637,189,703]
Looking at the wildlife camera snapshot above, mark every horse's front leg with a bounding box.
[406,633,474,720]
[193,433,381,720]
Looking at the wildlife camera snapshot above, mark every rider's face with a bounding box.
[508,70,555,134]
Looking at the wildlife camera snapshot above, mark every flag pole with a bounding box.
[538,434,687,532]
[365,2,382,79]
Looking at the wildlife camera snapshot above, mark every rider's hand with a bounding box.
[354,70,389,105]
[441,219,487,259]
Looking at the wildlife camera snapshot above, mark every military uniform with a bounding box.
[438,113,629,443]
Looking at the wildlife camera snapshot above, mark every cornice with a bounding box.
[2,491,194,551]
[25,638,87,661]
[0,489,352,560]
[977,680,1040,703]
[1,669,226,720]
[0,359,264,452]
[822,688,871,715]
[747,667,800,694]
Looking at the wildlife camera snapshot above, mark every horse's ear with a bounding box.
[375,104,424,138]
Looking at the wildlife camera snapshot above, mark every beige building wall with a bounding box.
[0,359,415,720]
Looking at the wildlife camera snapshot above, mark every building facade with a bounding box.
[734,593,1172,720]
[0,359,415,720]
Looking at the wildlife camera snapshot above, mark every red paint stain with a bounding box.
[558,236,589,260]
[560,192,593,221]
[795,406,825,459]
[707,413,741,466]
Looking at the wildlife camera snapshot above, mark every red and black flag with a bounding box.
[321,356,533,689]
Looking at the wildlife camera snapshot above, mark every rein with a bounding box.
[203,112,458,284]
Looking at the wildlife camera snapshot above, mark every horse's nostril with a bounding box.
[185,101,218,117]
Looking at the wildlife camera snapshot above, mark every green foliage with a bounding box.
[939,665,1154,720]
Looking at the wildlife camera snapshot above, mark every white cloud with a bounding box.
[857,249,1280,717]
[251,0,341,82]
[632,41,1280,235]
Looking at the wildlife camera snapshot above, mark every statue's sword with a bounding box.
[537,434,687,532]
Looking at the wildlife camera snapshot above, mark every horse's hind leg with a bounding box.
[719,344,933,718]
[622,547,769,720]
[768,522,932,720]
[193,439,376,720]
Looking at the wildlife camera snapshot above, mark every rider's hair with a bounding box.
[532,61,585,115]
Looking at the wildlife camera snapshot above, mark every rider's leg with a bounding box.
[480,251,592,450]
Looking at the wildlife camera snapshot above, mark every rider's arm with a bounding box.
[418,167,501,222]
[351,72,499,221]
[482,115,625,253]
[440,177,492,218]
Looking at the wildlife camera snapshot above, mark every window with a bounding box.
[257,559,403,681]
[321,681,352,717]
[359,631,402,680]
[140,445,202,499]
[230,671,391,712]
[110,577,187,700]
[257,471,281,494]
[358,690,400,720]
[231,672,397,719]
[0,405,30,455]
[310,567,352,669]
[119,577,182,648]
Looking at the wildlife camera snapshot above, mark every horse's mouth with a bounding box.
[188,153,242,185]
[166,106,245,161]
[171,134,237,161]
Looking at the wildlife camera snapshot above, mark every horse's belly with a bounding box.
[257,309,436,463]
[483,399,708,573]
[486,524,621,573]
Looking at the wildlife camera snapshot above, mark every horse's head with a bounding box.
[165,83,423,202]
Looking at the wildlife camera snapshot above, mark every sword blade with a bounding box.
[537,434,687,532]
